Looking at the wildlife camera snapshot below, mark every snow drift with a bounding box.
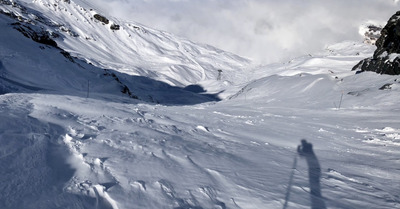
[1,1,400,209]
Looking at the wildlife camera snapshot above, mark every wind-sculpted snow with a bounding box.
[2,70,399,208]
[0,95,91,209]
[1,0,400,209]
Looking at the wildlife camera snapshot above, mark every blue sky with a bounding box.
[93,0,399,63]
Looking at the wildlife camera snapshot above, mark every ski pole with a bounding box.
[283,153,298,209]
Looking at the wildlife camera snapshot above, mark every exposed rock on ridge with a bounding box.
[360,24,382,45]
[353,11,400,75]
[93,14,109,24]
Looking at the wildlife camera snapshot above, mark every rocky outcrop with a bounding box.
[110,23,120,31]
[103,70,139,99]
[93,14,109,24]
[353,11,400,75]
[12,22,58,48]
[93,14,120,31]
[360,24,382,45]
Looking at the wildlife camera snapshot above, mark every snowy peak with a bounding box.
[20,0,250,88]
[0,0,251,104]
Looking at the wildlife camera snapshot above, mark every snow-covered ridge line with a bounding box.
[1,0,251,96]
[0,11,229,104]
[2,2,400,208]
[0,0,253,103]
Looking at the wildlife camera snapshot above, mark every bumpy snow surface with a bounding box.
[1,1,400,209]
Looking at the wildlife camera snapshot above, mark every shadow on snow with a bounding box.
[0,8,221,106]
[283,139,327,209]
[297,139,327,209]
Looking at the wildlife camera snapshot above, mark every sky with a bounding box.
[92,0,399,64]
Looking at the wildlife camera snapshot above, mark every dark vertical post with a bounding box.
[87,80,90,98]
[338,92,344,110]
[217,69,222,81]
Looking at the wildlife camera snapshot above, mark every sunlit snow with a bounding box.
[1,1,400,209]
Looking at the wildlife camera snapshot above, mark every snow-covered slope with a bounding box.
[1,0,250,98]
[230,41,399,108]
[1,1,400,209]
[0,0,251,104]
[0,15,223,104]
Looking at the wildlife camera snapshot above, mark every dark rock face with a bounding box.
[0,0,12,5]
[103,70,139,99]
[93,14,109,24]
[110,23,120,31]
[362,25,382,45]
[12,22,58,48]
[353,11,400,75]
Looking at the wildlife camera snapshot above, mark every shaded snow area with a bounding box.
[13,0,250,98]
[1,0,400,209]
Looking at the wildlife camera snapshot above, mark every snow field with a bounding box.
[1,0,400,208]
[19,80,400,209]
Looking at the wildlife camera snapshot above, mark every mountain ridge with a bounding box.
[0,0,252,104]
[1,1,400,209]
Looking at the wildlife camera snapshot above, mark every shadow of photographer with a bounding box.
[297,139,327,209]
